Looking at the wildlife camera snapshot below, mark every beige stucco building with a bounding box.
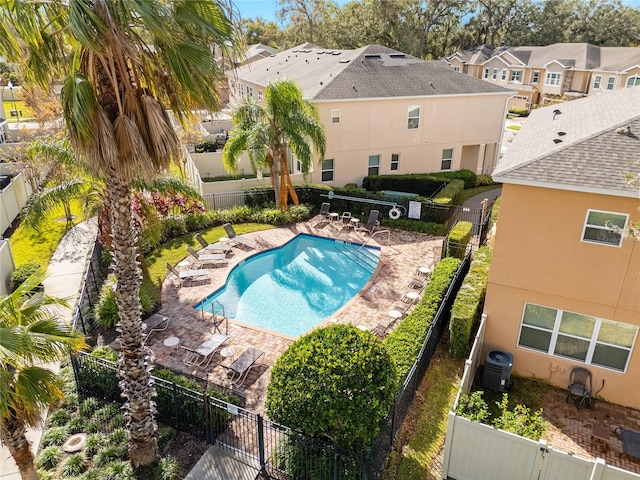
[483,87,640,409]
[447,43,640,109]
[231,43,512,187]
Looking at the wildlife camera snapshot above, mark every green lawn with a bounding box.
[3,100,32,122]
[507,125,521,131]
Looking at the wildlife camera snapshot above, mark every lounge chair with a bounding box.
[142,313,169,343]
[186,246,227,268]
[372,298,413,338]
[182,333,229,368]
[166,263,211,287]
[340,212,352,229]
[223,223,255,249]
[194,233,233,255]
[223,347,265,386]
[408,275,427,291]
[312,202,332,227]
[357,210,380,235]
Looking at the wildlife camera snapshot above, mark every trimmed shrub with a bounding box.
[266,324,397,453]
[432,169,477,189]
[508,107,531,117]
[383,219,448,236]
[60,452,87,476]
[447,221,472,259]
[93,277,118,329]
[194,140,217,152]
[36,446,61,470]
[79,397,99,417]
[156,456,180,480]
[434,179,464,205]
[93,446,122,467]
[84,433,104,456]
[41,426,68,447]
[384,257,462,382]
[90,345,118,362]
[475,174,494,187]
[67,417,88,434]
[450,247,492,359]
[47,409,71,427]
[99,460,135,479]
[362,173,446,197]
[9,262,42,293]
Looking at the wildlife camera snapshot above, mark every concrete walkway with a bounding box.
[1,219,97,479]
[184,446,260,480]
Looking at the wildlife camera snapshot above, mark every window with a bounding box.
[532,71,539,84]
[452,66,460,72]
[246,85,253,97]
[331,109,341,124]
[607,76,616,90]
[581,209,628,247]
[518,303,638,372]
[390,153,399,171]
[441,149,453,170]
[483,68,489,79]
[407,106,420,129]
[368,155,380,176]
[239,83,244,97]
[593,75,602,89]
[510,70,522,82]
[321,159,334,182]
[546,72,562,86]
[501,69,507,81]
[626,76,640,88]
[492,68,498,80]
[258,90,263,101]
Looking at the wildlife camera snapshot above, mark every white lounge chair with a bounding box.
[186,246,228,268]
[223,223,256,249]
[166,263,210,287]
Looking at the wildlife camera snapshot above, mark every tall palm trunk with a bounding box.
[107,172,158,467]
[270,152,282,210]
[0,416,38,480]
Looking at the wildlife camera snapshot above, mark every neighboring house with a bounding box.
[231,43,512,187]
[240,43,279,66]
[446,43,640,109]
[482,87,640,409]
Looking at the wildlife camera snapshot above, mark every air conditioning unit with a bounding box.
[482,350,513,392]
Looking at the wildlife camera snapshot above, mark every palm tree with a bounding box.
[0,0,238,466]
[223,78,326,210]
[0,273,86,480]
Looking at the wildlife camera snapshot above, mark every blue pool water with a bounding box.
[194,234,380,337]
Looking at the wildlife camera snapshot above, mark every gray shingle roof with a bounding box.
[493,87,640,197]
[237,44,511,101]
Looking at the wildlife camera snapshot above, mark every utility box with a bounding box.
[482,350,513,392]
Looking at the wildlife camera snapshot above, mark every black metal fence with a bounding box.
[72,239,106,334]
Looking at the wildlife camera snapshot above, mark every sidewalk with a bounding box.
[0,219,97,479]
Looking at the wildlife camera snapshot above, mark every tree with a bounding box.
[0,273,86,480]
[0,0,238,467]
[223,78,326,210]
[241,17,284,48]
[266,324,396,453]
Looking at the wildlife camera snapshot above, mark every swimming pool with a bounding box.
[194,233,380,337]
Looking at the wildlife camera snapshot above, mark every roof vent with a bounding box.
[553,109,562,120]
[389,53,406,59]
[557,131,566,136]
[553,138,563,144]
[339,59,350,64]
[331,52,341,55]
[364,54,381,59]
[352,84,358,92]
[616,125,636,137]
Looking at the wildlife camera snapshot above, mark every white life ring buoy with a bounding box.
[389,208,401,220]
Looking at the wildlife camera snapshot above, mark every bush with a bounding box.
[67,417,88,434]
[47,409,71,427]
[42,426,68,447]
[433,169,477,189]
[85,433,104,456]
[98,460,135,479]
[161,216,188,240]
[450,247,492,359]
[384,257,462,382]
[194,140,217,152]
[90,345,118,362]
[266,324,397,453]
[79,397,100,417]
[36,446,61,470]
[454,391,490,423]
[93,446,122,467]
[156,457,180,480]
[93,277,119,329]
[475,174,494,187]
[383,219,448,236]
[508,107,531,117]
[158,427,177,450]
[447,221,472,259]
[9,262,41,293]
[60,452,87,476]
[434,179,465,205]
[108,428,128,446]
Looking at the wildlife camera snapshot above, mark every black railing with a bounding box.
[72,239,105,334]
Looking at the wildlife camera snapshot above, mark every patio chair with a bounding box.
[566,366,593,409]
[166,263,211,287]
[223,223,256,249]
[619,428,640,460]
[357,210,380,235]
[194,233,233,255]
[313,202,332,227]
[186,246,228,268]
[340,212,352,228]
[407,275,427,291]
[182,333,229,369]
[142,313,169,343]
[223,347,265,387]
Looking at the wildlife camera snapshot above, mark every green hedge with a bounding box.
[384,257,462,383]
[435,179,465,205]
[449,247,492,359]
[447,221,472,259]
[361,174,446,197]
[432,169,477,189]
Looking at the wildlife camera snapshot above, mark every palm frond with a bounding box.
[21,178,88,231]
[13,367,64,426]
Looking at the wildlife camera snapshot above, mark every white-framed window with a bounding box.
[510,70,522,82]
[390,153,399,171]
[483,68,489,79]
[331,109,341,124]
[452,66,460,72]
[246,85,253,97]
[532,71,539,84]
[258,90,263,101]
[607,76,616,90]
[593,75,602,89]
[407,105,420,129]
[368,155,380,176]
[321,159,334,182]
[517,303,638,372]
[581,209,628,247]
[238,82,244,97]
[626,75,640,88]
[546,72,562,86]
[501,69,507,81]
[441,148,453,170]
[492,68,498,80]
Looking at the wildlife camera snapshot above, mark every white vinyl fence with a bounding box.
[1,170,32,235]
[442,315,640,480]
[0,239,16,295]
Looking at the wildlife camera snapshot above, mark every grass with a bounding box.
[8,202,82,268]
[383,342,465,480]
[506,125,521,131]
[3,100,33,122]
[454,185,501,206]
[142,223,273,307]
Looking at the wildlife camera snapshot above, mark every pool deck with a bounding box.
[145,220,443,414]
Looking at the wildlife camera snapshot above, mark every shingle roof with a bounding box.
[237,44,511,101]
[493,87,640,197]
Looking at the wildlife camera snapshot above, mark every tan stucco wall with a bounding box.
[542,63,564,96]
[483,184,640,409]
[311,94,508,186]
[569,70,590,93]
[620,66,640,89]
